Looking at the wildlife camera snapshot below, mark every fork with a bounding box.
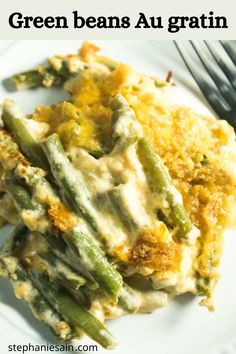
[175,40,236,128]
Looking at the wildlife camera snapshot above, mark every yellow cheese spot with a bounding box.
[48,202,78,233]
[56,321,72,340]
[79,41,100,60]
[14,282,31,300]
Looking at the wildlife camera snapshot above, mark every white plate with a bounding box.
[0,40,236,354]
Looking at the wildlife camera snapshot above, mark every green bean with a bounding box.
[110,94,143,152]
[42,233,97,289]
[0,226,74,341]
[11,68,64,90]
[0,130,120,297]
[5,176,38,211]
[64,227,123,301]
[17,227,87,292]
[107,185,141,233]
[6,177,97,291]
[41,133,99,232]
[118,283,142,313]
[2,100,50,171]
[110,94,195,242]
[42,133,129,248]
[0,192,19,224]
[29,269,118,349]
[38,248,86,291]
[10,54,113,91]
[137,138,194,241]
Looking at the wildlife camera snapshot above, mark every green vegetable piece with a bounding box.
[29,269,118,349]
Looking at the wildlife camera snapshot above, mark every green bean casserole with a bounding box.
[0,42,236,348]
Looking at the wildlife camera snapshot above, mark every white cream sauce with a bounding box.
[68,141,198,297]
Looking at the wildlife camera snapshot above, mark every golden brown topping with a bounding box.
[79,41,100,60]
[113,224,182,273]
[130,228,181,272]
[0,130,29,167]
[113,244,130,263]
[48,202,78,233]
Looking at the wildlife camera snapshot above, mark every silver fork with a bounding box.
[175,41,236,128]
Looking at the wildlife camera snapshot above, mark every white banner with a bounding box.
[0,0,235,39]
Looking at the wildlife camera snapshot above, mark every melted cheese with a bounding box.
[69,140,187,282]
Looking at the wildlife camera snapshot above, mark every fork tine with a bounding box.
[190,41,236,107]
[220,41,236,66]
[175,41,229,118]
[205,41,236,91]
